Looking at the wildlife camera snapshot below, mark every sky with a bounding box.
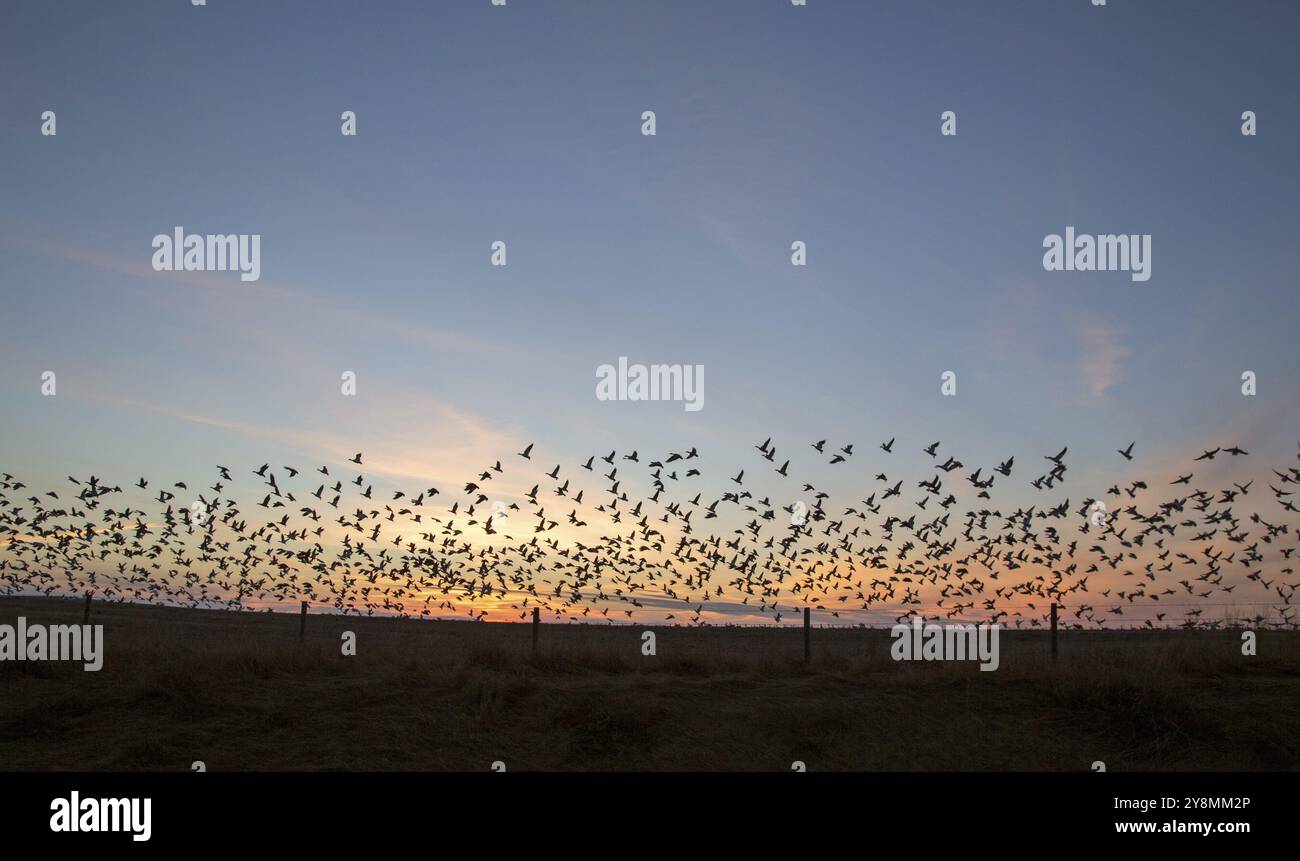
[1,0,1298,626]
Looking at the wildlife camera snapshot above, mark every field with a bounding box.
[0,596,1296,771]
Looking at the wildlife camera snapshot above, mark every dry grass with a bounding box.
[0,596,1296,771]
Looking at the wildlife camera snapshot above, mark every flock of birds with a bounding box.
[1,436,1297,630]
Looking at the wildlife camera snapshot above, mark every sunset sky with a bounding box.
[2,1,1298,626]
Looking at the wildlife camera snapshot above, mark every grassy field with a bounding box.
[0,595,1295,771]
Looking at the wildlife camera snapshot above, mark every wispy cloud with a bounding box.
[80,388,526,490]
[0,223,511,359]
[1075,316,1131,402]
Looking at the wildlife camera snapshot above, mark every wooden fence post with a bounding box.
[803,606,811,664]
[82,592,93,626]
[531,607,540,655]
[299,600,308,642]
[1050,602,1058,661]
